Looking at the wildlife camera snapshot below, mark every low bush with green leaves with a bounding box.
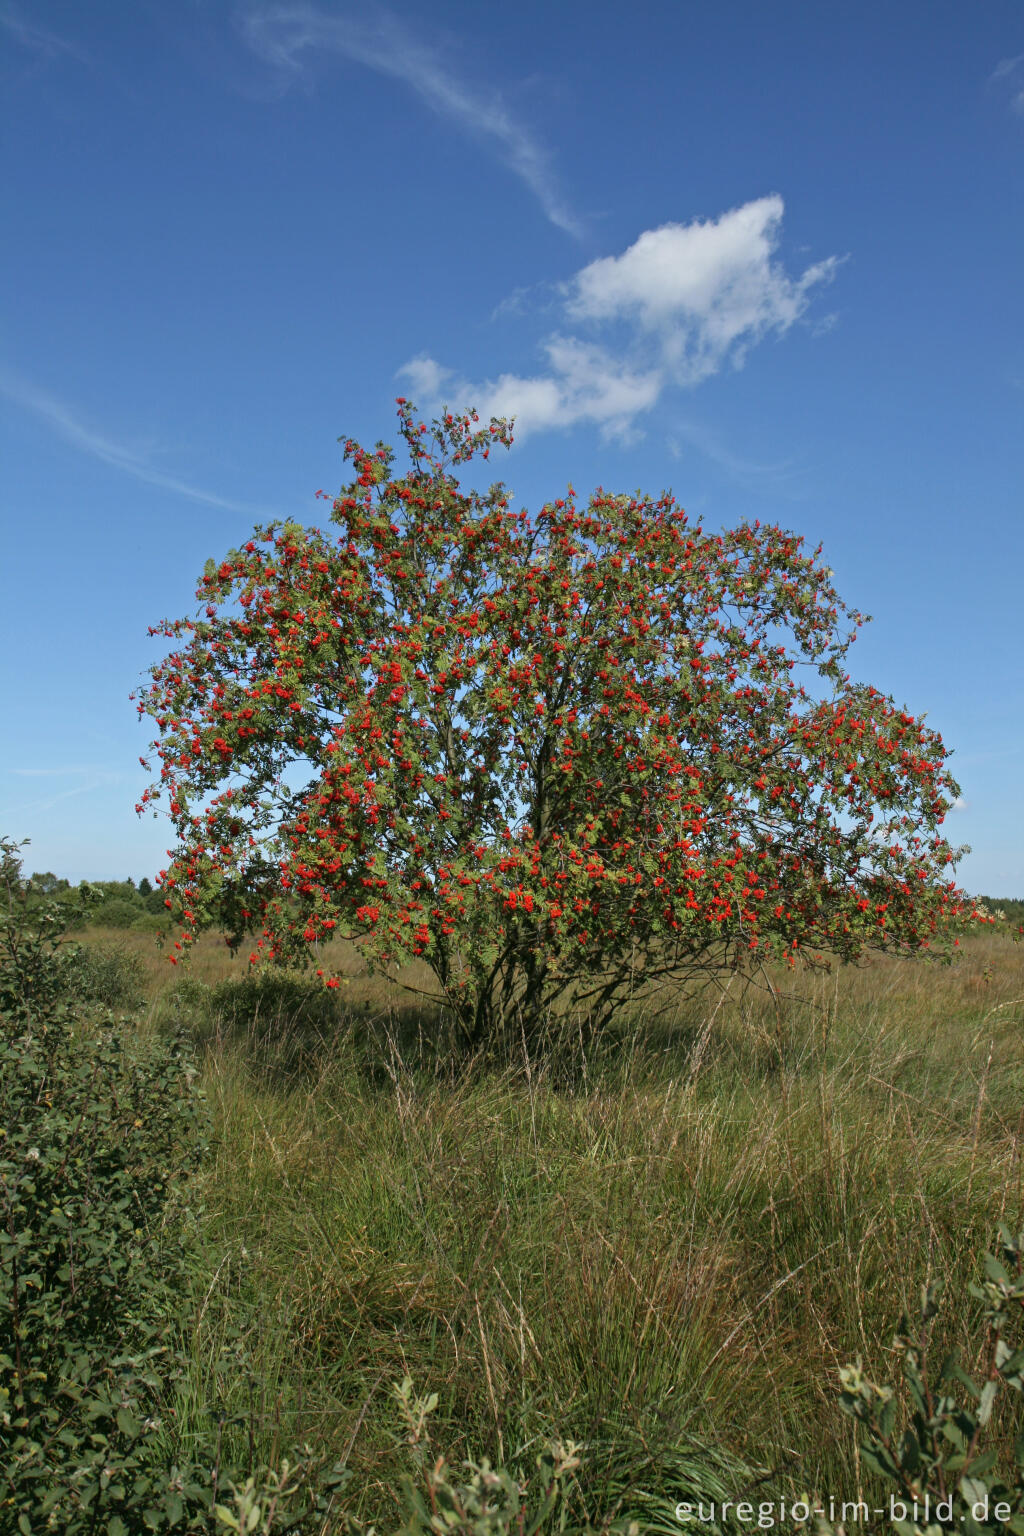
[133,912,168,935]
[56,936,149,1010]
[812,1228,1024,1535]
[0,838,345,1533]
[92,896,148,930]
[0,1011,203,1530]
[208,972,345,1039]
[336,1378,589,1536]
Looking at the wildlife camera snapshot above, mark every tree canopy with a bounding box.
[136,402,968,1048]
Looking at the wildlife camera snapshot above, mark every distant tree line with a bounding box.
[24,871,167,932]
[19,867,1024,943]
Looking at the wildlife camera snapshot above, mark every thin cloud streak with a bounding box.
[9,766,122,778]
[0,4,88,60]
[1,770,122,821]
[667,418,799,490]
[3,784,109,820]
[0,369,278,516]
[240,3,583,236]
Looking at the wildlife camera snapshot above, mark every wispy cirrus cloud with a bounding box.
[667,417,799,490]
[990,52,1024,114]
[239,2,583,237]
[1,767,123,821]
[399,196,841,442]
[0,4,88,62]
[10,766,120,777]
[0,368,277,516]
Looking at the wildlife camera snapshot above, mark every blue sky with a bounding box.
[2,0,1022,894]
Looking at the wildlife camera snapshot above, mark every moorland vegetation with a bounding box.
[3,845,1023,1533]
[4,407,1022,1532]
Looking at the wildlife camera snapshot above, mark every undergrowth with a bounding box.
[4,851,1022,1531]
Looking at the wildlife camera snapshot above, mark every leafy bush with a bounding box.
[813,1229,1024,1535]
[209,972,344,1037]
[0,838,346,1533]
[0,843,201,1528]
[57,937,148,1009]
[133,912,168,934]
[0,1015,205,1530]
[93,895,146,929]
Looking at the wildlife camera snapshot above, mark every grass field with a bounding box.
[85,925,1023,1526]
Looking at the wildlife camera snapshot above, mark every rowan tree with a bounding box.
[135,401,970,1049]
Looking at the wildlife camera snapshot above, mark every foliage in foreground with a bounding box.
[4,838,1022,1532]
[0,838,346,1533]
[137,401,969,1051]
[813,1227,1024,1535]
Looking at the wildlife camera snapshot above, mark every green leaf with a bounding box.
[984,1253,1010,1286]
[860,1443,898,1480]
[978,1379,998,1425]
[999,1342,1024,1384]
[899,1428,921,1473]
[959,1475,990,1507]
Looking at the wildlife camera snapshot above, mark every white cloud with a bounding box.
[400,338,662,443]
[0,368,279,515]
[566,196,840,385]
[398,356,455,402]
[399,197,840,439]
[240,3,582,236]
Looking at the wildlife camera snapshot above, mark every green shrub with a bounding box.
[0,843,202,1528]
[813,1229,1024,1535]
[160,972,215,1032]
[0,1012,206,1531]
[92,896,146,929]
[57,937,148,1009]
[209,972,344,1037]
[133,912,167,934]
[0,838,346,1533]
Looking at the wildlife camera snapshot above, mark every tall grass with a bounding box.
[89,927,1023,1526]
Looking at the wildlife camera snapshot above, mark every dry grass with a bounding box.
[89,925,1023,1522]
